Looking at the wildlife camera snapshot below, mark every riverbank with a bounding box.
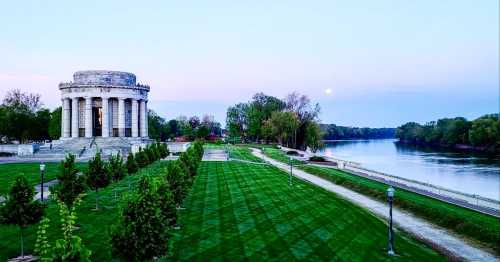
[397,139,500,154]
[256,146,500,256]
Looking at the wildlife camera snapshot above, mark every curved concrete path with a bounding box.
[251,148,497,262]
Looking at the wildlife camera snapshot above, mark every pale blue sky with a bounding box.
[0,0,498,127]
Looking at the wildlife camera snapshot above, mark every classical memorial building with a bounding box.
[45,70,152,157]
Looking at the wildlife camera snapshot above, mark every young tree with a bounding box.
[126,153,139,174]
[0,176,44,258]
[135,148,149,168]
[85,152,110,210]
[111,176,168,260]
[163,161,189,207]
[51,196,91,261]
[107,153,126,182]
[157,179,177,226]
[51,154,86,208]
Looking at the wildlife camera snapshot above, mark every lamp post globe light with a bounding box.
[387,186,395,256]
[40,163,46,202]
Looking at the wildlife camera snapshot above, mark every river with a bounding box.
[319,139,500,200]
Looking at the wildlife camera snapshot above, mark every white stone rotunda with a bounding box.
[46,70,152,158]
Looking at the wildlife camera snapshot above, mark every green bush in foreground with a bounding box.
[111,176,168,261]
[164,161,189,208]
[0,176,44,258]
[85,152,110,210]
[51,154,86,208]
[135,148,149,168]
[107,153,126,182]
[126,153,138,174]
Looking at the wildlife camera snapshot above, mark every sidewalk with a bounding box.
[251,148,497,262]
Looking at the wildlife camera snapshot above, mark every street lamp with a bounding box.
[39,163,46,202]
[387,186,395,256]
[289,157,293,186]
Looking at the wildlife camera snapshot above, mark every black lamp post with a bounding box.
[387,186,395,256]
[40,163,46,202]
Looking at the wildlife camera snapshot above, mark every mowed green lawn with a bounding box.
[0,162,87,195]
[0,161,168,261]
[261,147,500,254]
[168,161,443,261]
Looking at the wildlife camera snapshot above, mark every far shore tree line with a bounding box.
[321,124,395,140]
[396,114,500,152]
[226,92,324,152]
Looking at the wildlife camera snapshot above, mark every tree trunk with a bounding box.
[20,227,24,257]
[95,189,99,210]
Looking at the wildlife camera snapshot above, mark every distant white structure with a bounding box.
[59,70,150,139]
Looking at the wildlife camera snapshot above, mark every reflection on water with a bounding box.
[319,139,500,199]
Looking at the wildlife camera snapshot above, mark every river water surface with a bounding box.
[319,139,500,200]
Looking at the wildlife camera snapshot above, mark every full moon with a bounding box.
[325,88,332,95]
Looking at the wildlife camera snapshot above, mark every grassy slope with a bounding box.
[168,161,443,261]
[0,162,86,195]
[0,161,168,261]
[261,147,500,254]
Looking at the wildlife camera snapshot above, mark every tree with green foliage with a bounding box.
[52,196,91,261]
[48,107,62,140]
[34,217,51,262]
[111,176,168,261]
[85,152,110,210]
[164,161,189,207]
[157,178,177,226]
[0,176,44,258]
[269,111,299,146]
[107,153,126,182]
[135,148,149,168]
[126,153,139,174]
[51,154,86,208]
[305,121,324,153]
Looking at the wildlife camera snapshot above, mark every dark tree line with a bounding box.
[0,90,61,143]
[396,114,500,152]
[322,124,395,140]
[148,111,222,141]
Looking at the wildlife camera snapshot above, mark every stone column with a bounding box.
[71,98,79,138]
[63,98,71,138]
[144,101,148,137]
[140,100,147,137]
[118,98,125,137]
[131,99,139,137]
[85,97,93,138]
[102,97,109,137]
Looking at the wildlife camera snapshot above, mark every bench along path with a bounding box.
[250,148,497,262]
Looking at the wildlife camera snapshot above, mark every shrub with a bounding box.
[0,176,44,258]
[51,154,86,208]
[126,153,138,174]
[145,145,156,163]
[135,148,149,168]
[309,156,326,162]
[111,176,168,261]
[107,153,126,182]
[157,178,177,226]
[85,152,110,210]
[164,161,189,207]
[286,150,299,155]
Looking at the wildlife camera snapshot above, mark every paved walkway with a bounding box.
[251,148,498,262]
